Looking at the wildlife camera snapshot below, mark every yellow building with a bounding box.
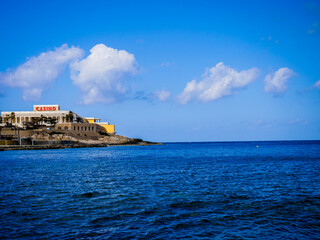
[84,117,115,134]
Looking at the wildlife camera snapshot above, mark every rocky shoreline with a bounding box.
[0,141,161,151]
[0,130,162,151]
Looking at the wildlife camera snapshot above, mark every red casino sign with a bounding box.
[34,105,59,112]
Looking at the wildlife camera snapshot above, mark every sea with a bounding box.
[0,141,319,239]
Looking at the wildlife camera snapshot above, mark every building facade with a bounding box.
[0,105,115,134]
[55,122,107,138]
[84,117,115,134]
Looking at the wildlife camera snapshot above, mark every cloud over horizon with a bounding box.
[314,80,320,89]
[264,67,295,94]
[153,90,171,102]
[70,44,137,104]
[178,62,260,104]
[0,44,83,100]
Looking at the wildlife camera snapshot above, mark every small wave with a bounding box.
[140,207,160,216]
[91,212,136,224]
[169,200,210,210]
[171,222,193,230]
[73,191,101,198]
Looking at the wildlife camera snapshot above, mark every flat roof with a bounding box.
[1,111,71,114]
[84,117,101,119]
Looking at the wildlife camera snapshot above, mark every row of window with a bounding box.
[57,125,95,131]
[4,116,67,124]
[74,125,94,131]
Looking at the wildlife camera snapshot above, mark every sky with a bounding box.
[0,0,319,142]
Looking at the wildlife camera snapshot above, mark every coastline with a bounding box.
[0,126,162,151]
[0,141,162,151]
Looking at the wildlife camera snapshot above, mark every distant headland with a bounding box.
[0,105,161,151]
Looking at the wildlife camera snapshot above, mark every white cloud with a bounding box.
[70,43,137,104]
[314,80,320,89]
[161,62,172,67]
[308,29,315,34]
[264,67,295,93]
[178,62,260,104]
[308,23,318,34]
[0,44,84,100]
[260,36,279,44]
[153,90,171,101]
[133,90,171,102]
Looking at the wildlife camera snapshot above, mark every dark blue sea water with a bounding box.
[0,141,320,239]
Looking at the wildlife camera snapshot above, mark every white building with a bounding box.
[0,105,85,127]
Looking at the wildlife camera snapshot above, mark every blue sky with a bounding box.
[0,0,319,142]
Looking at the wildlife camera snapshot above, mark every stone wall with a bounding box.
[0,139,19,145]
[1,128,35,138]
[54,123,106,139]
[32,140,75,145]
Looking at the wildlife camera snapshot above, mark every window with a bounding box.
[58,127,61,130]
[64,126,68,130]
[74,126,76,130]
[81,126,83,131]
[85,126,87,131]
[78,126,79,131]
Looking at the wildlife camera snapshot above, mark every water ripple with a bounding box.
[0,141,319,239]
